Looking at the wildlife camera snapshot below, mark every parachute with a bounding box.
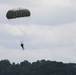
[6,8,31,19]
[6,8,31,50]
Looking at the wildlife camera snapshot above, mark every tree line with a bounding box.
[0,59,76,75]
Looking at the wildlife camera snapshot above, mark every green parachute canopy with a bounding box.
[6,8,31,19]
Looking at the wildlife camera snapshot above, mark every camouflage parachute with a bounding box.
[6,8,31,19]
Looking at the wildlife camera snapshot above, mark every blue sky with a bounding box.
[0,0,76,63]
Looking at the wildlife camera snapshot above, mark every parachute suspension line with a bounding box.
[12,18,30,44]
[17,17,30,44]
[15,25,25,42]
[12,26,22,42]
[23,17,30,42]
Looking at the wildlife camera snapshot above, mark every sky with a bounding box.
[0,0,76,63]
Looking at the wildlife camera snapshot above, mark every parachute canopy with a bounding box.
[6,8,31,19]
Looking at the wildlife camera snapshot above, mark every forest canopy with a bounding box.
[0,59,76,75]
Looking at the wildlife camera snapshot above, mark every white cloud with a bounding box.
[22,22,76,47]
[0,45,76,63]
[0,0,76,25]
[1,21,76,49]
[0,0,76,63]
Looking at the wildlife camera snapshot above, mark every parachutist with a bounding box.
[20,43,24,50]
[6,8,31,50]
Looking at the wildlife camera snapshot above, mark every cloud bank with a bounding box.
[0,0,76,63]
